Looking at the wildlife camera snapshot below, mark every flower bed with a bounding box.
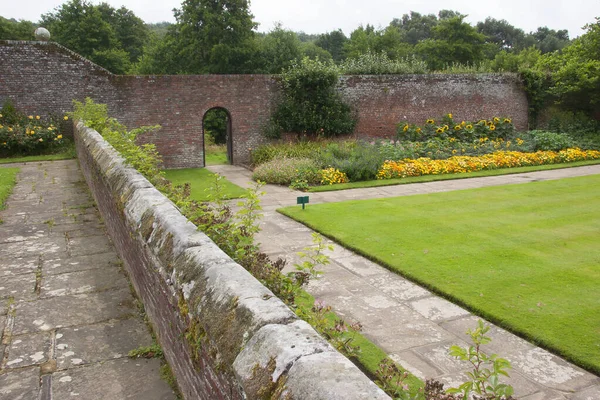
[377,149,600,179]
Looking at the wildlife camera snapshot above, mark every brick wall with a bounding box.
[1,41,528,168]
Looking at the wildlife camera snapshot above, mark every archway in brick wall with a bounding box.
[202,107,233,165]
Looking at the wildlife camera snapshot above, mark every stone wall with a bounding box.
[74,121,390,400]
[1,41,528,168]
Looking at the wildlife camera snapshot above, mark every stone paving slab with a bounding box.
[12,288,137,335]
[0,160,175,399]
[209,163,600,399]
[51,358,173,399]
[55,318,154,369]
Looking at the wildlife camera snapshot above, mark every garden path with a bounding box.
[0,160,176,400]
[208,163,600,400]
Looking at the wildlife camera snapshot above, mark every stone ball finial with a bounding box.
[35,27,51,41]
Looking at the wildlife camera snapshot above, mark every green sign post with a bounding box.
[296,195,309,210]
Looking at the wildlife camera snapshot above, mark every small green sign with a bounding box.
[296,195,309,209]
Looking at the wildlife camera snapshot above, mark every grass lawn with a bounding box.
[205,145,228,165]
[280,175,600,374]
[163,168,247,201]
[0,143,76,165]
[308,159,600,192]
[0,167,19,221]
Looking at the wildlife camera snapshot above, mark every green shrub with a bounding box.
[251,141,326,166]
[269,57,357,138]
[0,101,69,156]
[318,142,385,182]
[252,157,321,185]
[340,52,428,75]
[527,130,574,151]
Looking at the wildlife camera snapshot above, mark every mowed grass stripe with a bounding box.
[163,168,247,201]
[279,175,600,374]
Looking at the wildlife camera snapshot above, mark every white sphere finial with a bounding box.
[35,27,51,41]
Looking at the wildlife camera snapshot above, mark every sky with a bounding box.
[3,0,599,39]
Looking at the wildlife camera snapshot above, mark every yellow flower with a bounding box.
[466,124,473,130]
[36,115,40,120]
[416,128,422,133]
[436,127,444,133]
[443,125,449,131]
[403,124,409,132]
[489,124,496,131]
[493,117,500,123]
[0,125,3,129]
[39,138,43,142]
[448,113,453,119]
[30,130,35,134]
[454,125,461,131]
[8,127,13,132]
[426,119,435,124]
[503,118,511,123]
[64,116,69,121]
[57,134,63,139]
[28,115,33,119]
[0,113,2,118]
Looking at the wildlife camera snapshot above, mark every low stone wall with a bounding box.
[74,121,389,400]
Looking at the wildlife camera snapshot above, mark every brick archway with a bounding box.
[202,107,232,165]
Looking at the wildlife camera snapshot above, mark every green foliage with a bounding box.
[163,0,259,74]
[257,24,302,73]
[269,57,356,138]
[0,101,69,156]
[340,52,428,74]
[318,141,384,181]
[520,68,551,128]
[526,130,574,151]
[415,16,487,71]
[315,30,348,63]
[203,108,228,144]
[448,321,514,399]
[252,158,321,185]
[41,0,149,73]
[0,16,36,40]
[250,141,326,166]
[128,343,164,359]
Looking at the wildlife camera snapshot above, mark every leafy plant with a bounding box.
[269,57,357,139]
[447,320,515,400]
[252,157,321,185]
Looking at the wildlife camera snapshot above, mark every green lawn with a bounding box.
[280,175,600,374]
[163,168,247,201]
[308,159,600,192]
[205,145,228,165]
[0,143,76,165]
[0,167,19,221]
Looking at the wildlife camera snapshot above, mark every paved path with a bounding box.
[0,160,175,400]
[208,163,600,400]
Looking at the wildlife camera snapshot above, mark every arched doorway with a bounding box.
[202,107,232,165]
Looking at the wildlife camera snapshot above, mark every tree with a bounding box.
[415,16,486,70]
[0,17,36,40]
[257,24,302,73]
[390,11,438,45]
[536,18,600,112]
[315,30,348,63]
[41,0,148,73]
[170,0,259,73]
[529,26,570,53]
[477,17,527,51]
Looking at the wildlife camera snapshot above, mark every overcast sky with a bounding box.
[3,0,599,39]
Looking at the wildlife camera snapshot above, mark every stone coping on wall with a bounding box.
[74,121,390,399]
